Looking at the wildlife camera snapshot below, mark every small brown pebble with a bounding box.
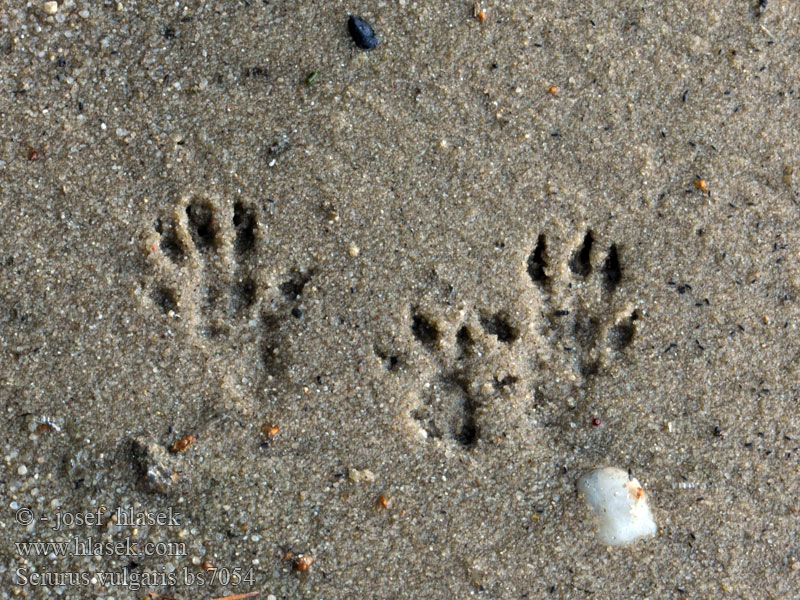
[293,553,314,572]
[261,424,280,438]
[376,494,389,509]
[322,203,339,223]
[473,2,486,22]
[591,417,601,427]
[782,165,792,186]
[694,178,709,194]
[547,85,559,96]
[201,561,214,571]
[169,434,196,453]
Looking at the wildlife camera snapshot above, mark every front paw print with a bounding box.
[528,230,637,377]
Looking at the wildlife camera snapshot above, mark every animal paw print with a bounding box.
[404,308,521,450]
[391,229,639,451]
[141,195,308,385]
[527,230,637,377]
[147,197,258,331]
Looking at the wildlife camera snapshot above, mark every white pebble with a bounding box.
[42,1,58,15]
[348,468,376,483]
[577,466,657,546]
[17,465,28,476]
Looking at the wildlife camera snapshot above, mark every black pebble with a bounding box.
[291,307,303,319]
[348,16,378,50]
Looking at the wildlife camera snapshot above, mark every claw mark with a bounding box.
[455,396,478,448]
[154,219,185,264]
[456,325,474,358]
[527,233,548,286]
[602,244,621,291]
[411,310,439,348]
[569,230,593,277]
[186,201,216,251]
[233,202,256,255]
[152,286,178,315]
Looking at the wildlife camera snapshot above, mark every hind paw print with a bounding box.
[528,230,638,376]
[145,196,259,333]
[140,195,310,385]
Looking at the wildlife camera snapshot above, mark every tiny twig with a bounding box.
[212,593,259,600]
[147,588,258,600]
[146,593,181,600]
[760,24,776,40]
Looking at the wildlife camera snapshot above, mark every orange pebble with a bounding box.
[261,424,280,437]
[694,178,709,194]
[169,434,196,453]
[293,554,314,572]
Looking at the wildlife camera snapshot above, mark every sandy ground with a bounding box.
[1,1,799,598]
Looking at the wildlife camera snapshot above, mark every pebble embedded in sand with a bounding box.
[577,466,656,546]
[42,1,58,15]
[348,468,376,483]
[348,16,378,50]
